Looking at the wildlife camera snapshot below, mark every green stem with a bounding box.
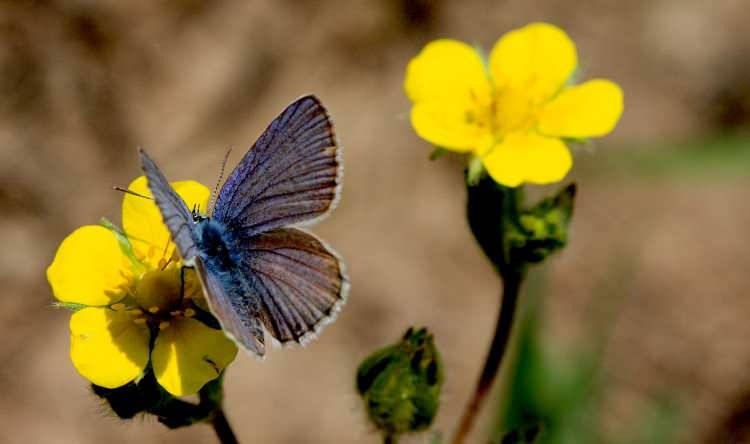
[451,270,524,444]
[384,434,399,444]
[211,406,239,444]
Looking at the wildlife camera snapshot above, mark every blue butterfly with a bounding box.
[139,95,348,356]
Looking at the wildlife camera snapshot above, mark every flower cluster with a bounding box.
[405,22,623,186]
[47,177,237,396]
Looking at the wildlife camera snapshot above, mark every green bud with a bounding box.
[356,327,443,440]
[507,184,576,264]
[466,173,576,275]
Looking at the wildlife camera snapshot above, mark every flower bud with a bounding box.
[466,174,576,273]
[356,327,443,440]
[507,183,576,264]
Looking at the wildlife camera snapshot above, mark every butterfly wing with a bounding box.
[194,257,266,355]
[212,95,341,238]
[239,227,347,344]
[139,149,199,262]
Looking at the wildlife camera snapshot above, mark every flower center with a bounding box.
[135,268,182,314]
[466,87,540,143]
[109,268,197,330]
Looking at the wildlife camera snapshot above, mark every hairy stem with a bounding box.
[211,406,239,444]
[451,270,523,444]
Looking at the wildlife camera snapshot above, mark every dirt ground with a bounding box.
[1,1,750,443]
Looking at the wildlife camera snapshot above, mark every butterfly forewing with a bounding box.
[212,95,340,238]
[240,228,346,344]
[139,149,199,262]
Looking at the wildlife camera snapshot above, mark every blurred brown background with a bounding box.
[1,0,750,443]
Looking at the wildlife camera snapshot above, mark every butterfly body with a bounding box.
[193,217,240,270]
[140,95,347,357]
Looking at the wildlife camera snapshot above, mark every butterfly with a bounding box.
[139,95,348,356]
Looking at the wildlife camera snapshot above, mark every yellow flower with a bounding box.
[47,176,237,396]
[405,22,624,187]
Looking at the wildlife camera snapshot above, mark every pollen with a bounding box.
[184,308,196,318]
[110,303,126,311]
[133,317,147,325]
[159,321,171,330]
[148,306,160,314]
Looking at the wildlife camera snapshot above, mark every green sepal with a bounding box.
[51,302,87,312]
[429,147,449,161]
[356,327,443,440]
[562,136,591,146]
[507,183,576,264]
[466,173,523,274]
[466,155,486,186]
[499,423,543,444]
[92,367,164,420]
[93,367,225,429]
[100,217,146,276]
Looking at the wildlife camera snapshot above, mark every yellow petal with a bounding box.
[152,318,238,396]
[122,176,210,267]
[411,100,494,153]
[489,22,577,103]
[538,79,624,138]
[482,133,572,186]
[69,307,150,388]
[405,39,491,104]
[47,225,131,306]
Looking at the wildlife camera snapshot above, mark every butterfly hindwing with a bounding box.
[213,95,340,239]
[238,227,346,344]
[139,149,199,262]
[194,257,266,355]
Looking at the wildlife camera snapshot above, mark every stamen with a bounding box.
[159,321,171,330]
[148,306,160,314]
[134,317,147,325]
[110,303,126,311]
[161,256,174,271]
[128,308,143,316]
[169,310,182,317]
[184,308,196,318]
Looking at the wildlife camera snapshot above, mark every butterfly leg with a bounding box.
[179,265,194,301]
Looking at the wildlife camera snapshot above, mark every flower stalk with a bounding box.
[210,406,239,444]
[452,172,576,444]
[452,269,523,444]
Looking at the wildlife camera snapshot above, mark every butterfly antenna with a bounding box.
[113,186,153,200]
[209,147,232,214]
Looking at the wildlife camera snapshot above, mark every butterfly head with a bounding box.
[191,204,208,223]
